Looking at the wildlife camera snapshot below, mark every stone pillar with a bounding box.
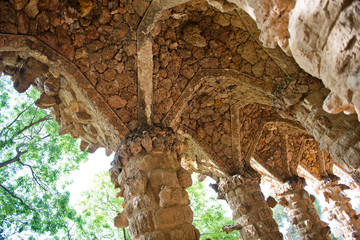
[314,175,360,240]
[218,167,283,240]
[274,177,331,240]
[113,127,200,240]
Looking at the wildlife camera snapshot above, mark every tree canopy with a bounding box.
[188,176,238,240]
[187,175,239,240]
[0,75,88,239]
[67,171,130,239]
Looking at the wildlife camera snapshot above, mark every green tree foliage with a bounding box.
[69,171,130,239]
[72,172,238,240]
[0,75,88,239]
[187,177,238,240]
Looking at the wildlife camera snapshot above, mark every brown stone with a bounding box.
[125,41,137,56]
[59,44,75,61]
[177,168,192,189]
[102,45,117,60]
[113,24,129,41]
[17,12,30,34]
[98,9,111,25]
[242,41,258,65]
[103,69,117,81]
[75,47,89,60]
[24,0,39,18]
[10,0,28,10]
[213,13,230,26]
[36,11,50,32]
[200,57,219,68]
[13,58,48,93]
[132,0,149,16]
[114,212,129,228]
[43,76,60,96]
[159,187,190,207]
[108,96,127,109]
[183,25,207,48]
[35,93,56,108]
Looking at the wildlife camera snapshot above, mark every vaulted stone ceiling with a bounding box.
[0,0,360,184]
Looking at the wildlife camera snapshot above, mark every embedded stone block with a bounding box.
[239,225,260,239]
[129,194,156,217]
[35,92,57,108]
[138,231,166,240]
[148,169,179,189]
[154,206,193,229]
[114,212,129,228]
[177,168,192,189]
[159,187,190,208]
[125,154,179,177]
[169,224,201,240]
[124,170,148,197]
[129,211,155,238]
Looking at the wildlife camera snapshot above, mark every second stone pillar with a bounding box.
[315,175,360,240]
[218,167,283,240]
[274,177,331,240]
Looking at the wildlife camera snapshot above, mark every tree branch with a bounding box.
[123,228,127,240]
[0,183,35,211]
[0,104,32,135]
[17,115,51,136]
[35,121,47,135]
[0,144,28,169]
[19,161,48,191]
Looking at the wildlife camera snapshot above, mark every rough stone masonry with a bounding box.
[1,0,360,239]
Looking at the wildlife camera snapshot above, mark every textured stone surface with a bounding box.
[213,0,360,120]
[0,49,126,154]
[314,175,360,240]
[289,0,360,119]
[218,167,283,239]
[1,1,360,238]
[274,177,331,240]
[110,127,199,240]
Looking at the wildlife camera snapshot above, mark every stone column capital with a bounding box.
[274,176,306,196]
[115,126,183,162]
[314,174,341,191]
[217,166,283,239]
[218,166,261,194]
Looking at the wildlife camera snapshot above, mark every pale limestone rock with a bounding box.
[35,93,57,109]
[114,212,129,228]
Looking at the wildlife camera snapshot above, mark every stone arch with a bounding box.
[0,34,128,152]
